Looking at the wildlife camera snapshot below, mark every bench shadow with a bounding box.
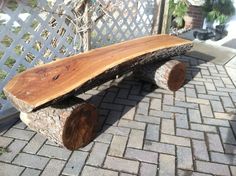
[176,52,215,86]
[78,73,156,138]
[0,118,19,133]
[226,113,236,164]
[186,51,216,63]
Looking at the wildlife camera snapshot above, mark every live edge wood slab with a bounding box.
[4,34,192,113]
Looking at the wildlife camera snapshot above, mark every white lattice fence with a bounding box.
[91,0,156,48]
[0,0,160,119]
[0,0,84,117]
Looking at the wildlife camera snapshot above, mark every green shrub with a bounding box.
[203,0,235,24]
[169,0,189,28]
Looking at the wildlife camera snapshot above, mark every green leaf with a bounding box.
[0,51,4,58]
[6,0,18,11]
[4,56,16,68]
[17,64,26,73]
[175,17,184,28]
[1,35,13,47]
[27,0,37,8]
[203,0,235,24]
[207,10,217,22]
[14,45,23,55]
[217,14,228,24]
[0,91,6,100]
[170,0,189,18]
[0,70,7,80]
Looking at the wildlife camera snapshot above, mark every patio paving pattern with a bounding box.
[0,55,236,176]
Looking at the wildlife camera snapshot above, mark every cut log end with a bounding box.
[62,102,98,150]
[167,60,186,91]
[135,59,186,91]
[20,97,98,150]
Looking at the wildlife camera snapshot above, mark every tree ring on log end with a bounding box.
[167,61,186,91]
[62,102,98,150]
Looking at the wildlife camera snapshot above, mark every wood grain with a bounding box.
[4,35,192,112]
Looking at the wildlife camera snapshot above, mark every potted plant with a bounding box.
[202,0,235,40]
[169,0,189,29]
[203,0,235,26]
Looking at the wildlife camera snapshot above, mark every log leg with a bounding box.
[135,59,186,91]
[20,97,98,150]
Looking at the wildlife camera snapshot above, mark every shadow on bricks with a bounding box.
[0,118,19,133]
[227,114,236,164]
[177,54,214,86]
[83,73,156,136]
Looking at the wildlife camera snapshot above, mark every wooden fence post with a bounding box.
[161,0,171,34]
[151,0,162,34]
[83,0,91,52]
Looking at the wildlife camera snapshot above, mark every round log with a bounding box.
[135,59,186,91]
[20,97,98,150]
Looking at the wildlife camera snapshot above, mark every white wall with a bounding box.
[226,0,236,37]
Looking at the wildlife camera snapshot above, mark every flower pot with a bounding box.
[171,17,185,29]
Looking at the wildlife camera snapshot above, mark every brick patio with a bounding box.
[0,56,236,176]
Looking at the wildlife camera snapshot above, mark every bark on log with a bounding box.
[4,35,192,113]
[20,97,98,150]
[135,59,186,91]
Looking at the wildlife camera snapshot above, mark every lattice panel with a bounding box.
[91,0,155,48]
[0,0,82,115]
[0,0,157,118]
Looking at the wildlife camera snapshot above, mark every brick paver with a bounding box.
[41,159,65,176]
[140,162,157,176]
[1,56,236,176]
[21,168,41,176]
[86,142,109,166]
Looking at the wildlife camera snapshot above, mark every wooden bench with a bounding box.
[4,34,192,150]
